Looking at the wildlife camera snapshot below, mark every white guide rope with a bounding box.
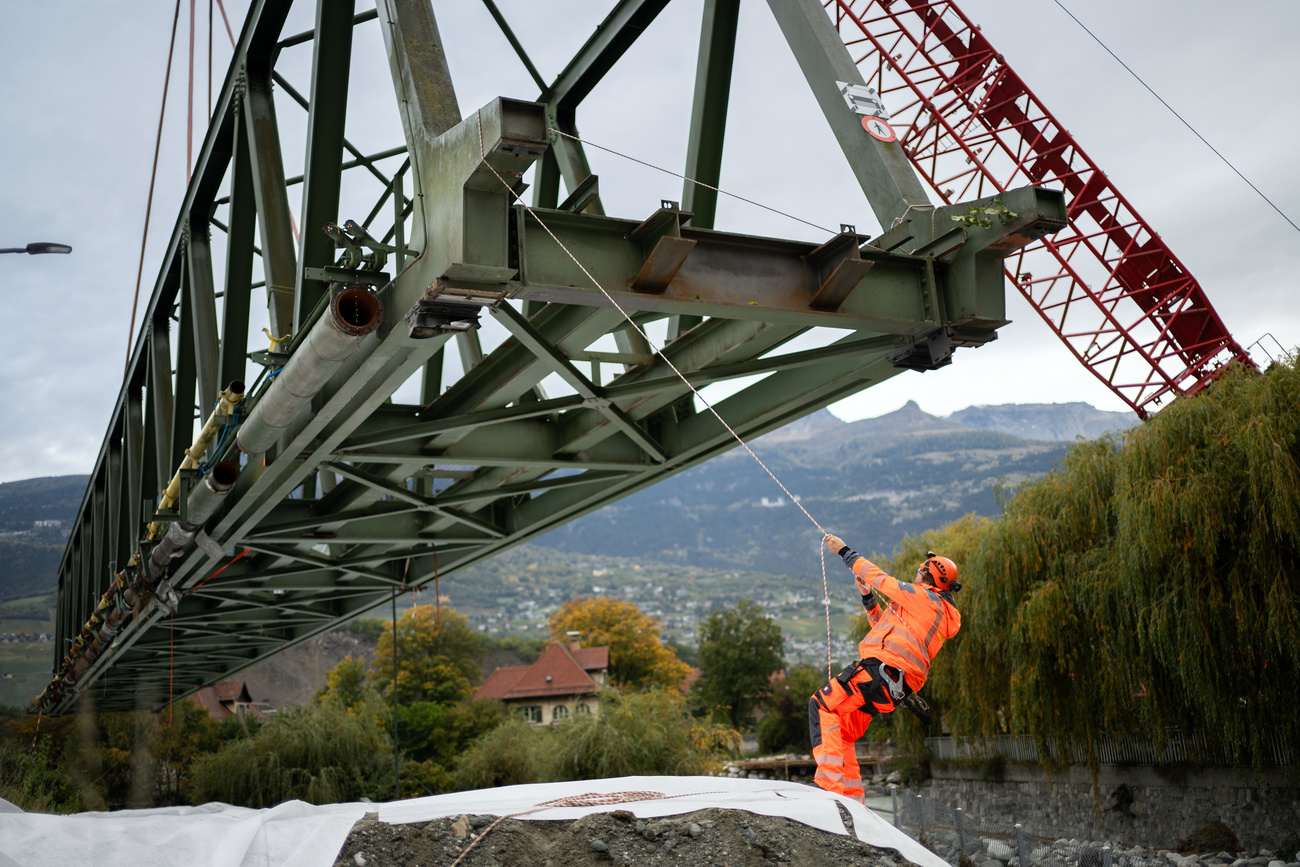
[476,112,837,678]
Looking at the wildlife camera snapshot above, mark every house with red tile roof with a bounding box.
[188,680,271,722]
[475,636,609,725]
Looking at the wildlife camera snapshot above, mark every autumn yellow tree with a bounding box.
[548,597,691,690]
[368,606,483,704]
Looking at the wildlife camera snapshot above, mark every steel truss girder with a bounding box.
[49,0,1062,714]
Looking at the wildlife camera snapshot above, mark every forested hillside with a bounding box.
[877,359,1300,768]
[540,402,1068,569]
[0,475,85,602]
[0,475,87,532]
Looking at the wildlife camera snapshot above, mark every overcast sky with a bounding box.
[1,0,1297,484]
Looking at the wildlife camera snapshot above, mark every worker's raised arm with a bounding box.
[862,591,883,625]
[824,534,910,600]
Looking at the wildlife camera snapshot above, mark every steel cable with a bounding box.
[477,112,840,675]
[125,0,183,373]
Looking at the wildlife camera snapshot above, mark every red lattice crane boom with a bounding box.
[827,0,1255,418]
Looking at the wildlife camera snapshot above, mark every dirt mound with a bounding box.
[332,805,917,867]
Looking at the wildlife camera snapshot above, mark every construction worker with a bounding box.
[809,535,962,804]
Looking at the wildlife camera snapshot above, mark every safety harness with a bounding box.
[878,662,932,726]
[829,658,933,725]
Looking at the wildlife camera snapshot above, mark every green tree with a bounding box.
[539,688,740,780]
[369,606,482,704]
[398,699,503,769]
[757,664,824,754]
[692,599,785,730]
[451,689,740,791]
[877,359,1300,768]
[547,597,691,690]
[0,736,80,813]
[188,694,392,807]
[317,655,371,708]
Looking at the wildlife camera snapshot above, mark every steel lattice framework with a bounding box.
[828,0,1255,417]
[44,0,1069,714]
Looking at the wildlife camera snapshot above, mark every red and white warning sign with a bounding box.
[837,81,897,142]
[862,115,897,142]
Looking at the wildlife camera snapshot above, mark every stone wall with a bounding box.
[913,760,1299,852]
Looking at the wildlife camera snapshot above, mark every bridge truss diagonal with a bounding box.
[45,0,1066,715]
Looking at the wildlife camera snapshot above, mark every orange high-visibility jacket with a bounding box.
[852,557,961,692]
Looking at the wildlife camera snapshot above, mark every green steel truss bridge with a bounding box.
[44,0,1067,714]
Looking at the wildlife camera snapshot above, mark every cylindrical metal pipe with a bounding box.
[237,287,381,454]
[148,380,245,539]
[146,462,239,581]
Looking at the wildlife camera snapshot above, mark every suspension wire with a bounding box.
[207,0,213,122]
[476,113,839,667]
[187,0,196,184]
[125,0,183,373]
[548,128,836,236]
[214,0,234,46]
[480,117,827,536]
[1053,0,1300,235]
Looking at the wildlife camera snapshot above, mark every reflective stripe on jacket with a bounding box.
[852,558,960,691]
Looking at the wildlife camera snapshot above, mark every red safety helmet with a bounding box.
[918,552,961,592]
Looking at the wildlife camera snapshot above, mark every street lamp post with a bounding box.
[0,242,73,255]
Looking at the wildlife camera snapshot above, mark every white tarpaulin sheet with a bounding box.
[0,776,947,867]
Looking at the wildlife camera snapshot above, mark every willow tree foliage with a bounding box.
[880,359,1300,767]
[187,696,391,807]
[451,689,739,791]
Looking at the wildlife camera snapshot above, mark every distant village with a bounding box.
[459,563,863,666]
[0,518,71,540]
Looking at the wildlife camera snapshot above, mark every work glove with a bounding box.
[824,534,847,555]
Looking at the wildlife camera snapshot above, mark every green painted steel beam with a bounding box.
[765,0,932,230]
[294,0,356,332]
[243,67,299,338]
[48,0,1066,716]
[682,0,741,230]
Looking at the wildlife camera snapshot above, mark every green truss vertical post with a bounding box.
[765,0,931,230]
[148,318,174,487]
[186,228,221,406]
[220,98,256,390]
[243,65,299,339]
[294,0,357,334]
[682,0,741,230]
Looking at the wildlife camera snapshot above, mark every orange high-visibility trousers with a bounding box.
[809,659,898,804]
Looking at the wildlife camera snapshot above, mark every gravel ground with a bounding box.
[331,805,922,867]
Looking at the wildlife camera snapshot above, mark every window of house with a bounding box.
[518,705,543,723]
[575,703,591,715]
[552,704,569,722]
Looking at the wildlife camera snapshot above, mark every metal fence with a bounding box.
[925,731,1294,768]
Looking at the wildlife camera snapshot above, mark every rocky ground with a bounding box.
[922,828,1300,867]
[331,805,915,867]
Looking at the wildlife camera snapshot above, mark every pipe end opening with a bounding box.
[332,287,382,336]
[209,461,240,490]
